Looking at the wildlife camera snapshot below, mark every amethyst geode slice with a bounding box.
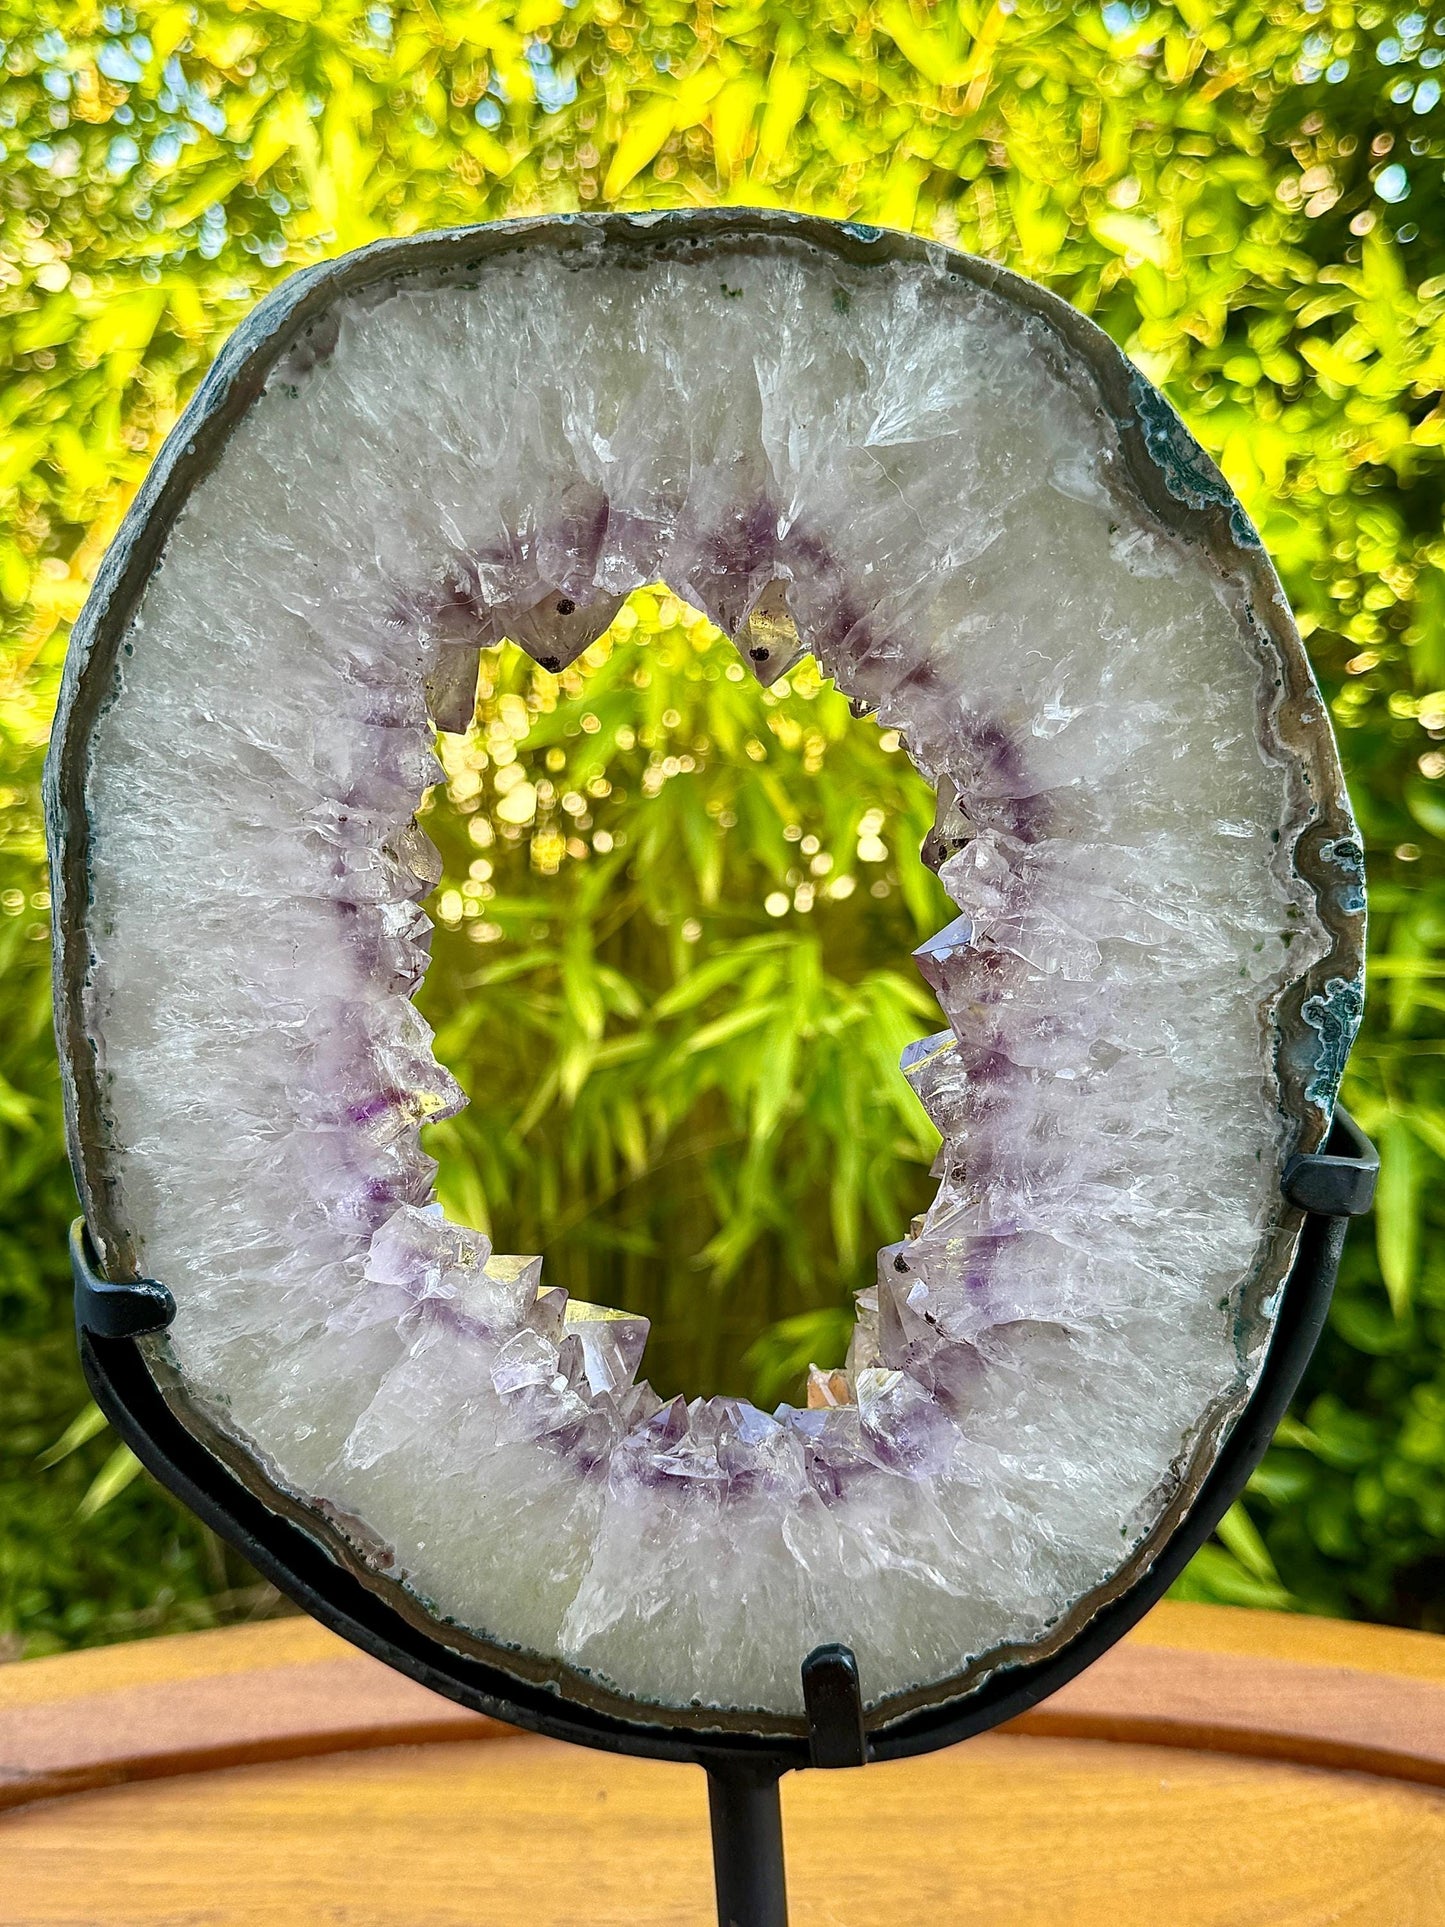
[46,211,1363,1730]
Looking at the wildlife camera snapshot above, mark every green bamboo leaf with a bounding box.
[38,1401,108,1469]
[162,166,244,231]
[680,1003,777,1057]
[77,1445,144,1520]
[1175,1544,1293,1612]
[81,288,166,375]
[652,948,766,1019]
[751,1011,799,1143]
[612,1096,649,1177]
[742,1308,852,1409]
[1399,1103,1445,1166]
[14,298,79,355]
[1375,1115,1422,1318]
[603,97,676,199]
[1405,780,1445,843]
[756,58,810,171]
[561,948,607,1041]
[431,1129,492,1236]
[1366,956,1445,978]
[829,1122,865,1269]
[515,1063,561,1137]
[589,1035,651,1071]
[595,962,645,1020]
[559,1036,600,1103]
[0,1070,37,1130]
[0,430,49,491]
[460,946,558,990]
[1214,1500,1282,1585]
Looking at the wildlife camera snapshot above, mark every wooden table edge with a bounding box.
[1006,1707,1445,1790]
[4,1602,1442,1816]
[0,1715,519,1815]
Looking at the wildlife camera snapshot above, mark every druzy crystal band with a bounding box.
[47,212,1364,1730]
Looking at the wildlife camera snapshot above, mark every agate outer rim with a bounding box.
[46,209,1366,1745]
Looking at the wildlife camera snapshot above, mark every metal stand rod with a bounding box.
[706,1763,789,1927]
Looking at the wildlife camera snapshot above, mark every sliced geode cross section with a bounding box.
[46,212,1364,1729]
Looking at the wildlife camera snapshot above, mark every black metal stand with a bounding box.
[68,1109,1377,1927]
[707,1765,789,1927]
[702,1642,871,1925]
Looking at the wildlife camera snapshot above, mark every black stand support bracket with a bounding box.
[70,1218,174,1338]
[802,1644,868,1769]
[69,1108,1377,1927]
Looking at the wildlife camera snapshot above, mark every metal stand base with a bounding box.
[66,1111,1377,1927]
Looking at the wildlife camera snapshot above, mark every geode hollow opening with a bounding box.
[47,212,1365,1732]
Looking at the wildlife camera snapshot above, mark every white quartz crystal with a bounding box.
[75,225,1334,1718]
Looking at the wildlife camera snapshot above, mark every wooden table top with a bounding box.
[3,1600,1444,1924]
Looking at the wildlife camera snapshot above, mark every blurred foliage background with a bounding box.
[2,0,1444,1655]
